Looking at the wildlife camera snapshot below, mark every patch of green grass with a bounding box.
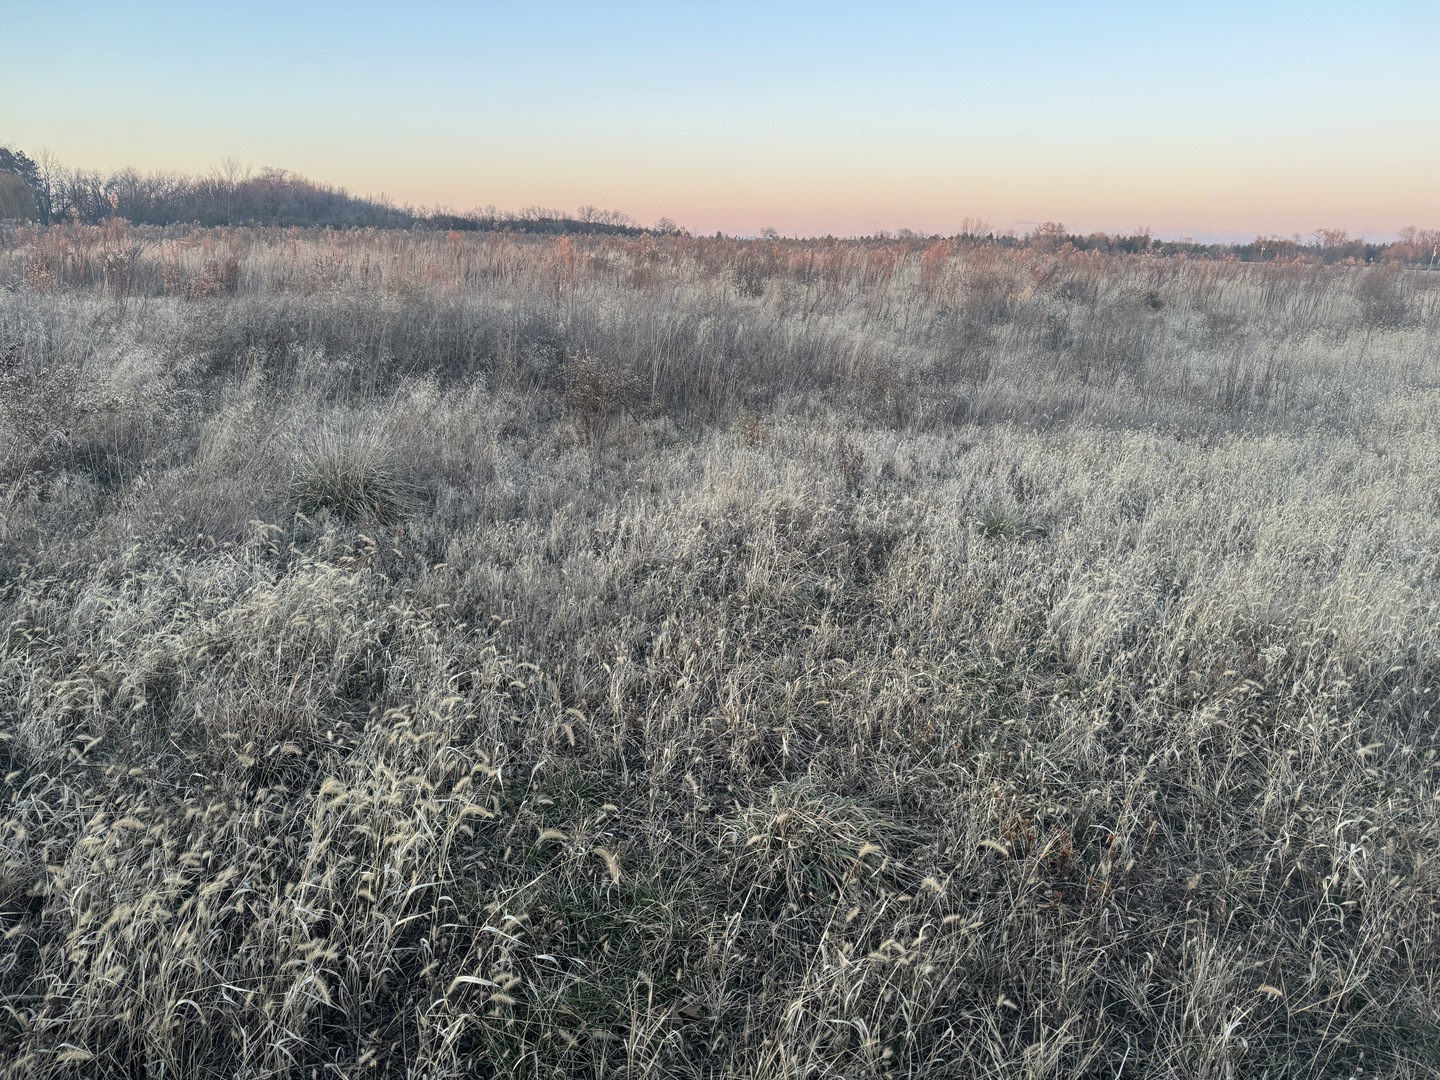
[973,507,1046,540]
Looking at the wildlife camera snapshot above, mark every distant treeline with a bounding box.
[0,146,655,235]
[865,219,1440,267]
[2,145,1437,263]
[971,220,1440,267]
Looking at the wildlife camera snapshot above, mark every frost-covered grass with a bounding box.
[1,228,1438,1077]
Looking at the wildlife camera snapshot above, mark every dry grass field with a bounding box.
[1,224,1438,1078]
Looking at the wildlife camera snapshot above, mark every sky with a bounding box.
[3,1,1439,240]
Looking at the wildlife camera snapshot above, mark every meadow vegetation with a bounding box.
[1,225,1438,1078]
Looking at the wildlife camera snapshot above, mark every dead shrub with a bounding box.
[566,349,647,442]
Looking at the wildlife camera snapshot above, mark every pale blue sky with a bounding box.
[4,2,1437,237]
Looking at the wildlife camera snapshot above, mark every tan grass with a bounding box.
[0,227,1437,1077]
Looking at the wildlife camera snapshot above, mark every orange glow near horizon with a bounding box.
[4,3,1437,241]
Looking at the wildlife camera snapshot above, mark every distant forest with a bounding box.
[2,144,1437,264]
[0,146,656,236]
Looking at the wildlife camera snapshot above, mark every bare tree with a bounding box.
[956,216,992,239]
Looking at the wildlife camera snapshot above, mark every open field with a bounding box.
[1,226,1439,1078]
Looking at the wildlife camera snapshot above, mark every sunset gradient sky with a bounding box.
[4,1,1438,239]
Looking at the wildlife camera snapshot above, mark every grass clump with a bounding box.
[287,425,420,524]
[973,506,1045,540]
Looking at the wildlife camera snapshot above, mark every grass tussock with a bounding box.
[287,425,423,524]
[0,227,1438,1077]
